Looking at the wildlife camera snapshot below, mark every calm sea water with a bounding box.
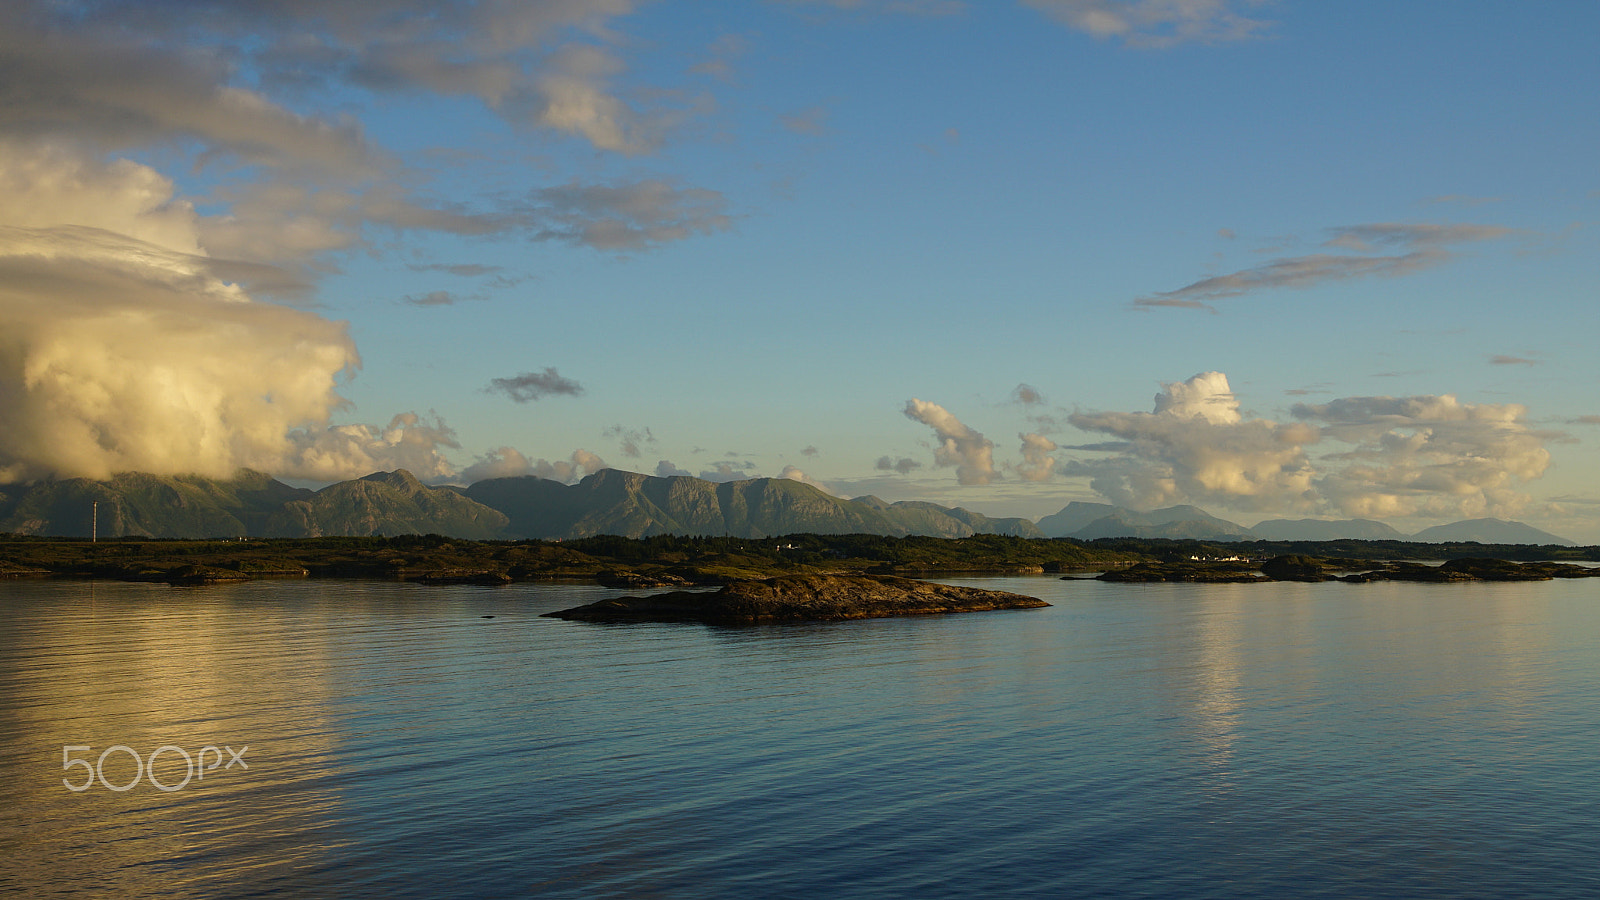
[2,574,1597,899]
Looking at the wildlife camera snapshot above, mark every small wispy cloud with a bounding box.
[1012,383,1044,405]
[403,290,465,307]
[1021,0,1272,48]
[1423,195,1502,207]
[406,263,504,277]
[486,367,584,402]
[1134,295,1223,313]
[1490,355,1538,366]
[655,460,694,477]
[780,105,830,135]
[1322,223,1513,252]
[525,181,733,252]
[876,455,922,475]
[689,33,750,82]
[1549,493,1600,507]
[603,425,656,458]
[1284,384,1330,397]
[777,0,967,18]
[1135,222,1517,312]
[699,460,757,482]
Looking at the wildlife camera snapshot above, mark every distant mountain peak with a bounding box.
[1410,518,1575,546]
[462,469,1045,539]
[357,469,425,492]
[1036,501,1250,540]
[1251,518,1407,541]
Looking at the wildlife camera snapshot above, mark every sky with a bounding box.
[2,0,1598,541]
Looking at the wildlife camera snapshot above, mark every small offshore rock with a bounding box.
[166,564,251,585]
[1260,555,1334,582]
[544,573,1048,624]
[596,570,693,589]
[418,570,512,586]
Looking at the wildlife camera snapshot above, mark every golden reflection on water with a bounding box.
[1139,584,1253,794]
[1,581,347,898]
[1187,589,1247,777]
[1146,580,1559,799]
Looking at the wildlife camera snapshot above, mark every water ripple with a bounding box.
[3,576,1598,898]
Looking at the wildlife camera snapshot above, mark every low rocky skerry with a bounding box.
[543,573,1049,624]
[1092,555,1600,584]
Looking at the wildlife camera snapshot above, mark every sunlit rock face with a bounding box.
[543,573,1050,623]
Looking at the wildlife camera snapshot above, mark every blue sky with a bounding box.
[3,1,1597,540]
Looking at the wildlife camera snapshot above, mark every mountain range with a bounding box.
[0,468,1579,546]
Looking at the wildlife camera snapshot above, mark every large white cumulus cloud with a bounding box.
[0,141,475,484]
[1067,371,1553,519]
[1292,395,1551,519]
[1068,372,1318,510]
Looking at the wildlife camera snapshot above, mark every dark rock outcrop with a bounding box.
[1260,555,1334,582]
[1095,561,1269,583]
[1095,555,1600,584]
[543,573,1048,624]
[416,570,512,586]
[1341,558,1600,582]
[165,564,252,585]
[596,570,694,589]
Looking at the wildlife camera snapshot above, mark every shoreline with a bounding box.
[3,534,1596,587]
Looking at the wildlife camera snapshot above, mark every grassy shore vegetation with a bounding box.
[1,533,1593,586]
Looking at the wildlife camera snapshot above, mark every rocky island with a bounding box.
[543,573,1049,624]
[1092,555,1600,584]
